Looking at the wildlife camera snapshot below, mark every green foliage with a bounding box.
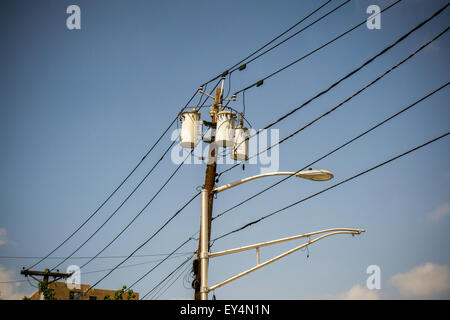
[38,282,56,300]
[22,296,31,300]
[103,285,136,300]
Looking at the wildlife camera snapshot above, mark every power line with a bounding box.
[78,179,199,272]
[216,0,348,118]
[147,256,193,300]
[26,1,343,271]
[26,96,200,271]
[82,252,193,276]
[49,79,220,273]
[121,229,201,295]
[217,2,448,176]
[0,252,194,260]
[151,257,193,300]
[75,78,220,271]
[126,237,193,290]
[83,191,200,295]
[0,279,28,284]
[213,81,449,221]
[212,131,450,243]
[59,149,188,271]
[201,0,334,85]
[1,253,193,284]
[228,0,351,74]
[50,139,178,271]
[233,0,403,95]
[140,254,195,300]
[217,25,449,181]
[27,52,226,271]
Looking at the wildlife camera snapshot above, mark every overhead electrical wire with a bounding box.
[253,26,449,157]
[26,89,199,271]
[90,3,446,298]
[50,139,179,271]
[74,82,221,271]
[77,183,199,273]
[29,41,221,271]
[140,254,195,300]
[82,191,200,295]
[82,252,194,276]
[214,0,349,119]
[108,1,443,295]
[217,0,408,160]
[218,25,449,180]
[212,131,450,243]
[48,78,221,273]
[213,81,449,221]
[126,237,193,291]
[27,0,343,270]
[0,252,194,260]
[217,2,448,176]
[0,279,28,284]
[123,66,450,292]
[56,153,193,271]
[232,0,403,95]
[146,257,193,300]
[151,258,193,300]
[228,0,351,74]
[24,1,446,300]
[201,0,334,85]
[182,1,336,110]
[119,229,201,295]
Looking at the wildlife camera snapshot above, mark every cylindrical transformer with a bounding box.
[232,125,249,161]
[180,109,200,148]
[215,110,236,147]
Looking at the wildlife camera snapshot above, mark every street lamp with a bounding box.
[199,168,335,300]
[213,169,334,193]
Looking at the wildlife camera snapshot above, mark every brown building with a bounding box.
[29,282,139,300]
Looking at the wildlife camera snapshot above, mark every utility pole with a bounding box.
[194,79,224,300]
[20,268,72,300]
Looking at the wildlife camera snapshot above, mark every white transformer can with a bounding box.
[232,125,249,161]
[180,109,200,148]
[215,110,236,147]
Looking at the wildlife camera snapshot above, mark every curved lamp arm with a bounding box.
[207,227,365,292]
[213,170,334,194]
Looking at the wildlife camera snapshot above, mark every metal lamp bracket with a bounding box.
[206,228,365,292]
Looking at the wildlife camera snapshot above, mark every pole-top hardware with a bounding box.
[238,64,246,71]
[223,93,237,102]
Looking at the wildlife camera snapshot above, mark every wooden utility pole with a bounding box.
[21,268,72,299]
[194,83,223,300]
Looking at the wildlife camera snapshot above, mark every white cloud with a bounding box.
[426,202,450,222]
[0,266,31,300]
[389,263,450,298]
[336,284,380,300]
[0,228,7,246]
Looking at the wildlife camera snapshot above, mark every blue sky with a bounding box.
[0,0,449,300]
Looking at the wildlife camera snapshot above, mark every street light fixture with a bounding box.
[213,169,334,194]
[199,168,338,300]
[295,169,334,181]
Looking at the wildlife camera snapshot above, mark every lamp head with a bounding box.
[295,169,334,181]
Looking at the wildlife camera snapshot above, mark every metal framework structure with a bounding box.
[199,169,365,299]
[207,227,365,293]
